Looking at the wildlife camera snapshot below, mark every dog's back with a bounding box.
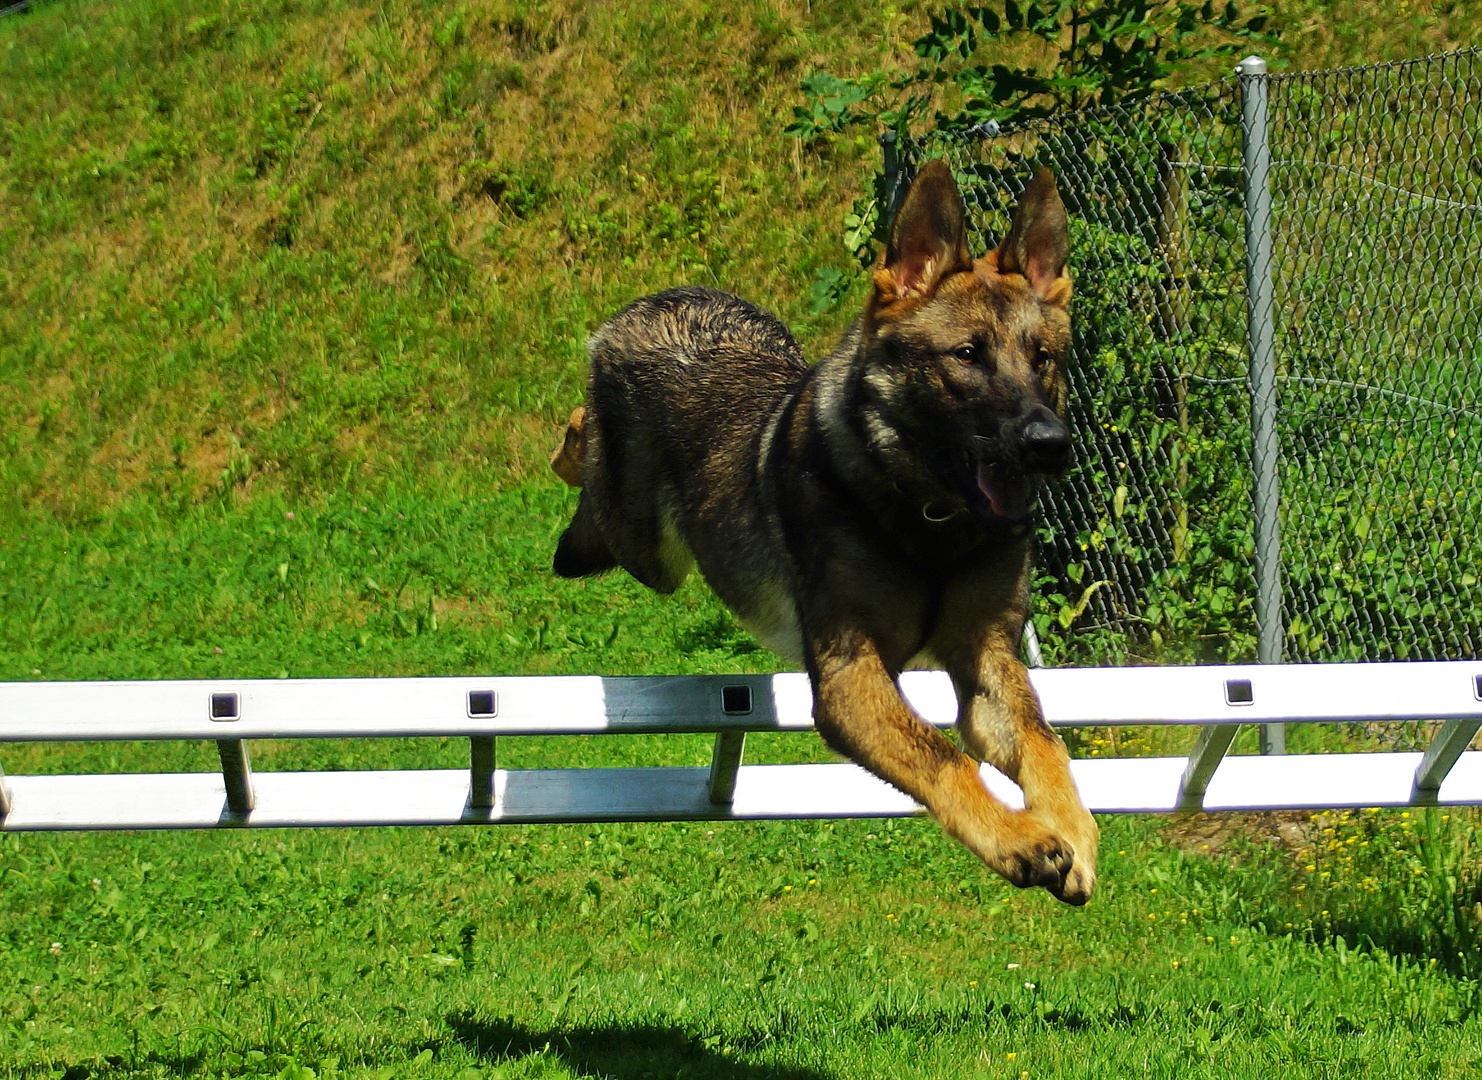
[554,287,807,630]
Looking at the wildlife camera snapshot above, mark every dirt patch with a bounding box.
[1161,811,1317,858]
[181,429,234,495]
[87,427,155,497]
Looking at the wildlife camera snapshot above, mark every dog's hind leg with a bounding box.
[553,490,617,578]
[550,404,694,590]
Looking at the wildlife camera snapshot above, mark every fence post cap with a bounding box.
[1236,55,1267,76]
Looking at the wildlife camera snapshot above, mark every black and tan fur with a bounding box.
[550,163,1098,904]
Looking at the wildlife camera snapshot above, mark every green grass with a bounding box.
[0,0,887,520]
[1,483,775,686]
[5,0,1482,1076]
[3,812,1481,1079]
[3,490,1481,1080]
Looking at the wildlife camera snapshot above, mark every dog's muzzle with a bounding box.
[1018,411,1072,476]
[970,409,1071,522]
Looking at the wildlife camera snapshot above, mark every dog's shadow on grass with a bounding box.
[447,1012,829,1080]
[674,611,766,660]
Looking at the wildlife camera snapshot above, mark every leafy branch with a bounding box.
[910,0,1277,129]
[787,1,1277,292]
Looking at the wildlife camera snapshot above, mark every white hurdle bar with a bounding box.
[1,661,1480,831]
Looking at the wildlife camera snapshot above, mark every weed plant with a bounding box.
[1247,808,1482,982]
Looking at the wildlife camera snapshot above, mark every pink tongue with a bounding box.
[976,461,1032,520]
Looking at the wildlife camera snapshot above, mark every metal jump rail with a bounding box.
[1,661,1480,831]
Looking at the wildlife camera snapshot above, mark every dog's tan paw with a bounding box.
[1006,841,1074,892]
[982,816,1075,892]
[1049,861,1096,906]
[963,804,1099,905]
[1032,808,1099,906]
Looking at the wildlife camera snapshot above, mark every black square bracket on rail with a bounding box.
[721,685,753,715]
[1225,679,1254,706]
[210,692,240,721]
[467,690,498,718]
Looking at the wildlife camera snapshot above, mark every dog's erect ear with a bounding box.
[996,168,1070,306]
[875,160,974,305]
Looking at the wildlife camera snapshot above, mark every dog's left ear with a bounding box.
[875,160,974,305]
[997,169,1070,307]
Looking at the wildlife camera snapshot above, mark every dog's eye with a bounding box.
[1032,348,1052,373]
[951,344,980,366]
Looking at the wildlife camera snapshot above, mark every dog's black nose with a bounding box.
[1020,413,1071,474]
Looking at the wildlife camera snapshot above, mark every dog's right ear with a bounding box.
[996,168,1070,307]
[873,160,973,307]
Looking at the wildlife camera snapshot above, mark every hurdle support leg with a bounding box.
[470,736,497,809]
[708,732,746,805]
[1412,718,1482,802]
[1176,723,1240,811]
[0,762,11,819]
[215,740,256,816]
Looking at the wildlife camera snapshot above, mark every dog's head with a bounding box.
[861,161,1071,526]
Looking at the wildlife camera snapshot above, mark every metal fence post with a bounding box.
[1238,55,1285,755]
[880,130,906,221]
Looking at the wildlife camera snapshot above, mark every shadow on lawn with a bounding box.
[448,1012,830,1080]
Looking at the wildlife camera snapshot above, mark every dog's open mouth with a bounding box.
[974,458,1036,521]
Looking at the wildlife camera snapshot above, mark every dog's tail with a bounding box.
[551,406,618,578]
[549,407,586,487]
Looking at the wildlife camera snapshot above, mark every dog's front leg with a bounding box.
[933,619,1099,906]
[809,634,1076,894]
[959,637,1098,904]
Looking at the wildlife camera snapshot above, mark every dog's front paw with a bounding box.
[1048,856,1095,906]
[1032,808,1098,906]
[1043,853,1102,900]
[984,816,1075,892]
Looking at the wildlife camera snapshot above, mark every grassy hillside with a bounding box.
[0,0,914,683]
[3,0,1479,682]
[4,0,1478,524]
[1,0,903,521]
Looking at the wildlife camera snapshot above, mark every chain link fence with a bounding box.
[898,48,1482,683]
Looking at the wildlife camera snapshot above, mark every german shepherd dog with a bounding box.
[550,162,1097,905]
